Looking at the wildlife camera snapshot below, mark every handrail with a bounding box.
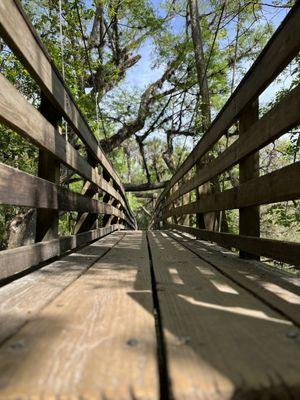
[152,1,300,223]
[0,0,135,226]
[0,0,136,279]
[152,2,300,267]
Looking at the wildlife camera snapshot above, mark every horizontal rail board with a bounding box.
[163,162,300,218]
[0,0,123,192]
[0,163,130,223]
[0,224,123,281]
[166,224,300,267]
[154,2,300,215]
[0,74,133,218]
[164,83,300,208]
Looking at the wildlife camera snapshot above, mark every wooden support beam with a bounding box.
[36,94,60,242]
[102,170,114,227]
[74,181,98,234]
[239,100,260,260]
[74,153,99,234]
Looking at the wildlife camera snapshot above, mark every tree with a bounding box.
[0,0,294,243]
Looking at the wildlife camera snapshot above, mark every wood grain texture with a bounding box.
[0,231,124,344]
[0,73,135,226]
[165,224,300,266]
[162,162,300,218]
[238,100,260,259]
[166,230,300,326]
[0,0,123,191]
[0,225,123,280]
[148,231,300,400]
[153,1,300,216]
[163,82,300,208]
[0,163,130,223]
[36,94,60,242]
[0,231,158,399]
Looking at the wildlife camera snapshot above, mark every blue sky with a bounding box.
[121,1,291,102]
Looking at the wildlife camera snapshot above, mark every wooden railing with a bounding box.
[151,1,300,267]
[0,0,136,280]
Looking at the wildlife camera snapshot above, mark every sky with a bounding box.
[120,1,292,107]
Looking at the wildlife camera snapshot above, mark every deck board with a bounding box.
[0,231,158,400]
[148,230,300,400]
[166,230,300,326]
[0,229,300,399]
[0,231,123,345]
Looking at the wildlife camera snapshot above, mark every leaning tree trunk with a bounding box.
[7,209,36,249]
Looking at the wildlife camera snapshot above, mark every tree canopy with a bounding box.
[0,0,299,244]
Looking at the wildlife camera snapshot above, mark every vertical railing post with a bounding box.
[162,191,169,228]
[74,152,98,234]
[102,169,115,227]
[180,176,189,226]
[239,99,260,259]
[36,94,61,242]
[107,199,120,226]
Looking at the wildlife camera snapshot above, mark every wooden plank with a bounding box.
[0,231,124,343]
[36,94,61,242]
[239,100,260,259]
[148,231,300,399]
[167,230,300,326]
[164,82,300,208]
[0,163,129,222]
[0,225,123,280]
[153,1,300,215]
[0,232,158,399]
[0,73,133,220]
[74,152,100,234]
[74,180,99,234]
[165,224,300,267]
[0,0,123,192]
[162,162,300,218]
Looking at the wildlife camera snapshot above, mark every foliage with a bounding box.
[0,0,298,245]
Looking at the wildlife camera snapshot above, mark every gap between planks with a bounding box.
[148,230,300,400]
[166,230,300,327]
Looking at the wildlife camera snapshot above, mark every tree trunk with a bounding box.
[7,209,36,249]
[188,0,224,231]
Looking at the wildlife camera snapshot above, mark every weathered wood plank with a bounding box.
[154,1,300,214]
[0,225,123,280]
[167,230,300,326]
[148,231,300,399]
[0,231,124,343]
[164,82,300,207]
[0,163,129,222]
[0,232,158,399]
[0,73,133,220]
[36,94,61,242]
[239,100,260,259]
[0,0,123,191]
[165,224,300,267]
[162,162,300,219]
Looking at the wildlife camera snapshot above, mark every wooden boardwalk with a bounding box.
[0,230,299,399]
[0,2,300,399]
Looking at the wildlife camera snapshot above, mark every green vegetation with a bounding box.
[0,0,299,257]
